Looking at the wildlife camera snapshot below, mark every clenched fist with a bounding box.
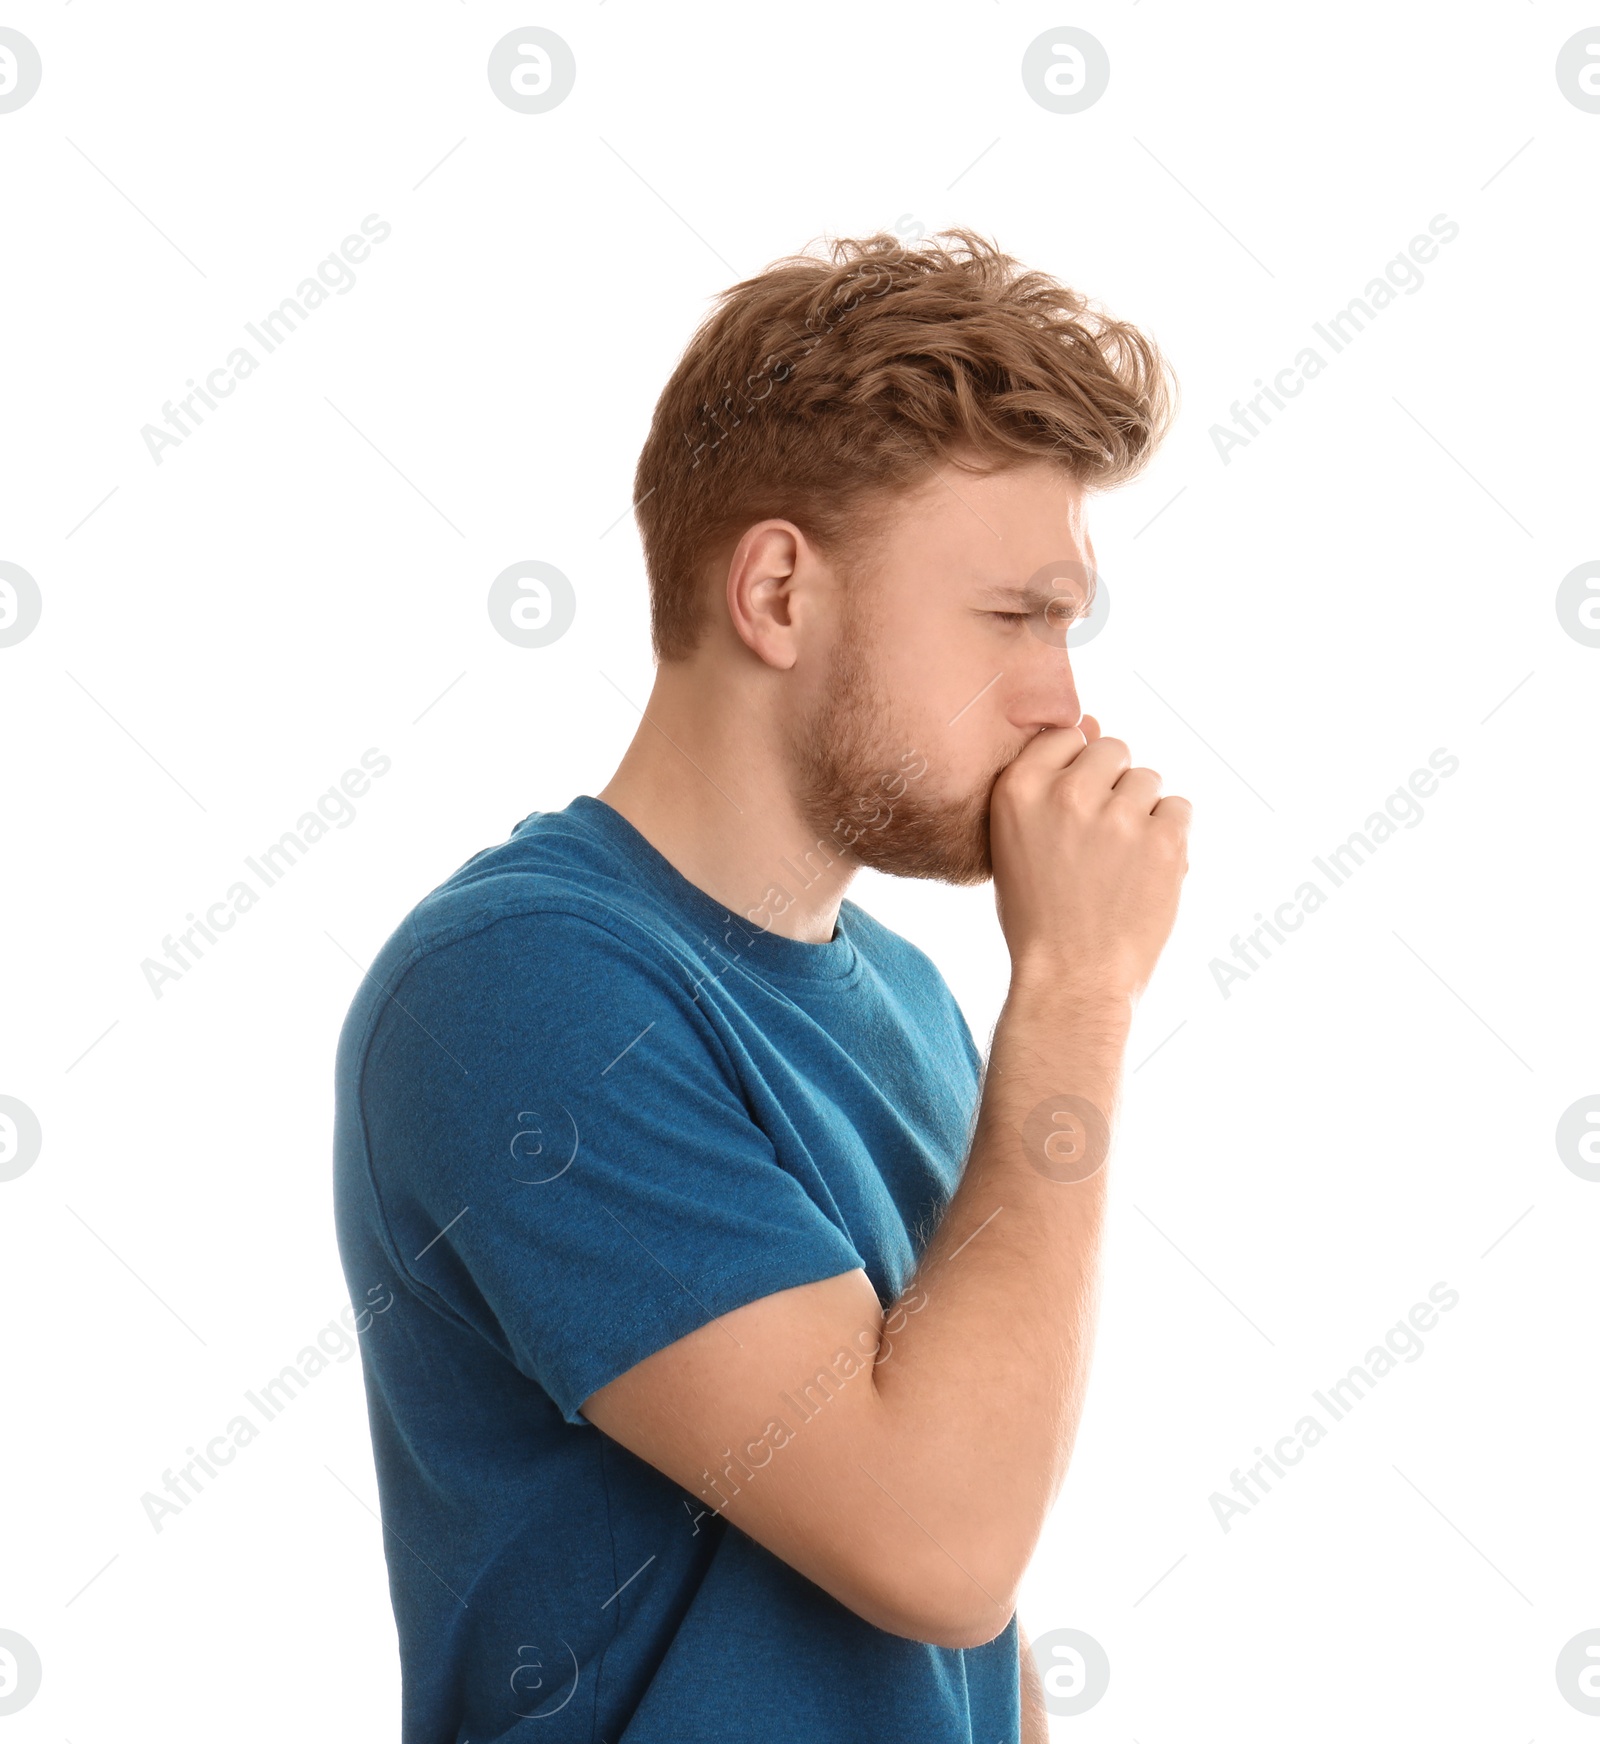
[990,715,1191,1001]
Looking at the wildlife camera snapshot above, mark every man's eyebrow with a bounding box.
[974,579,1096,610]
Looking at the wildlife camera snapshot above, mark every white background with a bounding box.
[2,3,1597,1738]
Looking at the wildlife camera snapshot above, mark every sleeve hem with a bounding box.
[552,1246,867,1427]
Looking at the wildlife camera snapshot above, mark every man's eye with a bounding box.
[991,611,1031,626]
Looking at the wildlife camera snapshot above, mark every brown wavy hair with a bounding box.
[632,228,1176,662]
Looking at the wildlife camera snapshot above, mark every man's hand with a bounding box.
[990,711,1190,1002]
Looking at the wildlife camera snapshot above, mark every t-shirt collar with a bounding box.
[557,794,861,985]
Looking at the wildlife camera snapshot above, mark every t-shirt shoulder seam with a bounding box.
[411,893,698,983]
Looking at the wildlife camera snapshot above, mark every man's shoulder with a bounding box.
[336,811,693,1078]
[409,839,662,968]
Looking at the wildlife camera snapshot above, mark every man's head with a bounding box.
[631,229,1173,884]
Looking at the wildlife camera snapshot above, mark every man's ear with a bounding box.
[725,521,805,670]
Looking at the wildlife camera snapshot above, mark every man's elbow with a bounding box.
[917,1602,1017,1653]
[848,1550,1018,1652]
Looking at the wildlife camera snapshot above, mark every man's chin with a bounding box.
[846,806,994,887]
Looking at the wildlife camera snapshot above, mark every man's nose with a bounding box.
[1031,663,1082,733]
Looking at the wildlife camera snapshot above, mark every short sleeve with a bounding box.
[357,908,865,1423]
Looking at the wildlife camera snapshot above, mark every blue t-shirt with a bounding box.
[332,794,1018,1742]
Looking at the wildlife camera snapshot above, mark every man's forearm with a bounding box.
[860,970,1131,1641]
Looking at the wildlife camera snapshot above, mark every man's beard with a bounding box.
[788,619,1011,887]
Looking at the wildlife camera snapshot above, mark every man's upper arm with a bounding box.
[581,1267,983,1646]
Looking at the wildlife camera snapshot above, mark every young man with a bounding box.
[333,229,1189,1743]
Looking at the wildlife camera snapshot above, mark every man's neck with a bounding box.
[595,666,857,945]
